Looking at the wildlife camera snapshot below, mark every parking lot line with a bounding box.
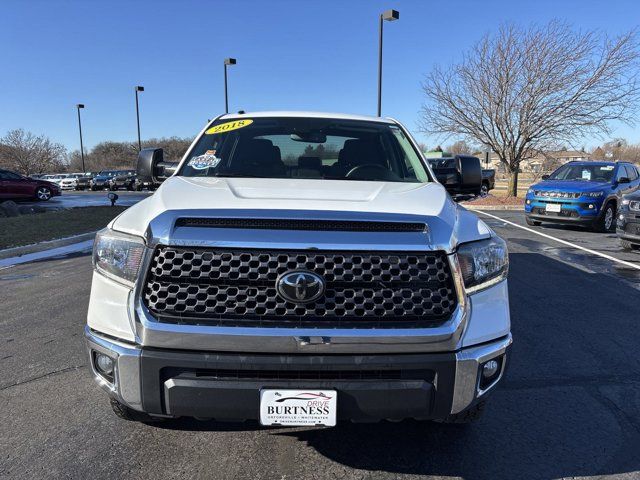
[476,210,640,271]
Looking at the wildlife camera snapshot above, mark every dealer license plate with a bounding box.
[545,203,562,213]
[259,389,337,427]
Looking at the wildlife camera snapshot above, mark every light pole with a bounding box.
[135,86,144,151]
[377,9,399,117]
[224,58,237,113]
[76,104,86,172]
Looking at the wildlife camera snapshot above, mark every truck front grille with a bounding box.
[143,247,457,328]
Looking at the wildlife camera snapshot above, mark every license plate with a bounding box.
[260,389,337,427]
[545,203,561,213]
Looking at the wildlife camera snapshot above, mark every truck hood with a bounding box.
[111,177,492,252]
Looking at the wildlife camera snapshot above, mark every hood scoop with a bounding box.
[175,217,428,233]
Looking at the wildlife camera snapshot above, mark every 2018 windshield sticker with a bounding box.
[600,166,614,171]
[205,119,253,135]
[188,153,222,170]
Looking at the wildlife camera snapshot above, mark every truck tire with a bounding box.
[436,400,486,424]
[525,216,541,226]
[621,239,639,251]
[109,398,163,423]
[594,202,616,233]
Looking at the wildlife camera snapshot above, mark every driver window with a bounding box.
[615,166,628,182]
[624,165,638,181]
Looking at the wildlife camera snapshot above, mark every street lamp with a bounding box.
[134,86,144,151]
[76,104,86,173]
[224,58,237,114]
[377,9,399,117]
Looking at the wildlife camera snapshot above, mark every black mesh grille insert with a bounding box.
[143,247,457,328]
[175,217,427,232]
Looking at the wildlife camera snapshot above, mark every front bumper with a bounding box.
[525,197,602,224]
[616,212,640,244]
[85,326,511,421]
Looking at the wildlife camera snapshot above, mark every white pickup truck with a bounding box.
[86,111,511,425]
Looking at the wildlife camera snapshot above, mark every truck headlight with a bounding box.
[456,236,509,293]
[93,228,145,287]
[526,188,534,195]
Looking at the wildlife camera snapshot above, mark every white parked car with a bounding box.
[41,174,66,185]
[86,112,511,425]
[58,173,85,190]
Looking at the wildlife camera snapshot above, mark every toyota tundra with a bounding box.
[86,112,511,426]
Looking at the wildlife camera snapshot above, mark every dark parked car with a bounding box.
[108,170,136,191]
[90,170,120,190]
[75,172,97,191]
[481,168,495,195]
[0,169,61,201]
[427,155,483,196]
[617,191,640,250]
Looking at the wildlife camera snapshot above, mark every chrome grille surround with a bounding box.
[129,208,471,354]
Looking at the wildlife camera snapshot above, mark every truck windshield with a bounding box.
[548,164,615,182]
[178,117,431,183]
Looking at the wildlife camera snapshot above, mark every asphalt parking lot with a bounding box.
[1,208,639,479]
[18,190,151,210]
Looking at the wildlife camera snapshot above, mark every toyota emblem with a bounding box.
[276,271,325,304]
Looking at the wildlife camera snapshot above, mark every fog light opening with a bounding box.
[482,360,499,378]
[479,356,504,392]
[588,204,595,209]
[93,351,115,383]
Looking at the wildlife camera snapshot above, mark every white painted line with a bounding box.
[0,240,94,268]
[477,210,640,271]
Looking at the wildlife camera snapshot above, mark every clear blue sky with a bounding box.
[1,0,639,152]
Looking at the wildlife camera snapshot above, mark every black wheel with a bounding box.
[35,186,52,201]
[436,400,487,424]
[621,239,640,251]
[594,202,616,232]
[109,398,163,423]
[136,185,143,191]
[525,216,541,226]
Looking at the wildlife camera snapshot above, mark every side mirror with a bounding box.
[136,148,179,184]
[443,156,481,197]
[618,177,630,184]
[541,174,550,180]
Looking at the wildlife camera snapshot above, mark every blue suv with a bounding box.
[525,161,640,232]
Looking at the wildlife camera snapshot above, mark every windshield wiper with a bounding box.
[212,173,267,178]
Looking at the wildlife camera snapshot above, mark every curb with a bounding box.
[0,231,97,260]
[463,204,523,211]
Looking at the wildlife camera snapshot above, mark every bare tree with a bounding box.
[446,140,475,155]
[0,129,67,175]
[67,136,194,172]
[420,21,640,196]
[599,138,640,163]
